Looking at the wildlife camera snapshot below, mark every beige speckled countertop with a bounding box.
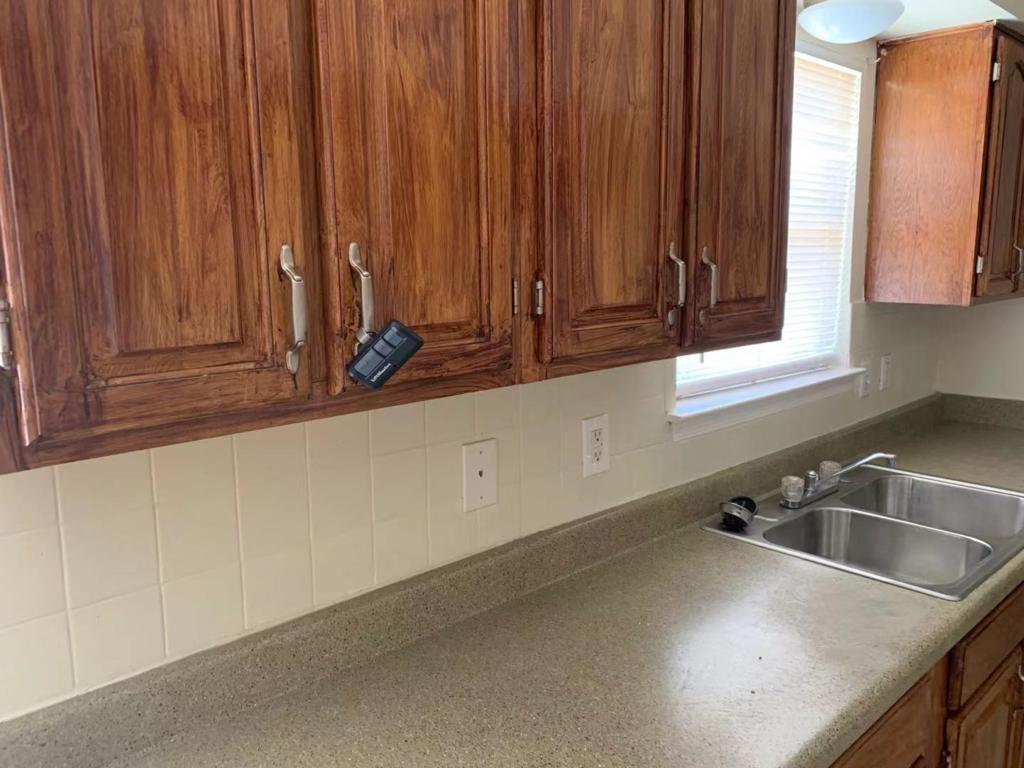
[107,422,1024,768]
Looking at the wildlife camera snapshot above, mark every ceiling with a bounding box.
[879,0,1019,39]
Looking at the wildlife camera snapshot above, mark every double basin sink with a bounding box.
[705,466,1024,600]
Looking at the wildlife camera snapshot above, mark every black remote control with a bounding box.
[346,320,423,390]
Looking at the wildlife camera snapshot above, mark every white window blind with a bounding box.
[677,53,861,396]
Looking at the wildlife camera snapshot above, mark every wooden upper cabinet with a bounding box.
[979,33,1024,299]
[535,0,687,375]
[868,24,1024,306]
[0,0,320,447]
[690,0,795,350]
[316,0,516,395]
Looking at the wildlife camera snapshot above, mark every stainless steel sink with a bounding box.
[704,465,1024,600]
[763,507,992,589]
[842,475,1024,540]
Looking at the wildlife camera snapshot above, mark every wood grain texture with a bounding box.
[867,25,995,306]
[979,31,1024,298]
[539,0,686,367]
[0,0,315,446]
[948,581,1024,710]
[316,0,516,393]
[946,648,1023,768]
[690,0,794,350]
[832,658,947,768]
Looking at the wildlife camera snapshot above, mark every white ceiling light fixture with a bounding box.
[798,0,906,44]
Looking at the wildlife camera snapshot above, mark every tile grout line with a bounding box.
[145,450,169,661]
[50,466,78,691]
[230,436,249,631]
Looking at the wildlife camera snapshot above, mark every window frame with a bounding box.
[675,44,868,403]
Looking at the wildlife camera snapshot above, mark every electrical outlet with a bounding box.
[463,439,498,512]
[857,367,873,399]
[582,414,610,478]
[879,354,892,391]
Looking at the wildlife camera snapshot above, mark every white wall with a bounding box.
[935,300,1024,399]
[0,31,947,724]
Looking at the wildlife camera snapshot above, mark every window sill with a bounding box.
[668,366,864,441]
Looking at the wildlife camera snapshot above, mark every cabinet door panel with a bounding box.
[0,0,311,444]
[979,33,1024,298]
[833,660,947,768]
[318,0,515,392]
[540,0,686,369]
[948,648,1023,768]
[692,0,794,349]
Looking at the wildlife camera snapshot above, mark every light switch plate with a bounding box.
[582,414,610,478]
[463,438,498,512]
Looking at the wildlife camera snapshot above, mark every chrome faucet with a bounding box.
[779,451,897,510]
[836,451,897,477]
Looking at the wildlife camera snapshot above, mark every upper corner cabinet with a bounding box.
[868,23,1024,306]
[315,0,518,396]
[690,0,796,351]
[0,1,321,450]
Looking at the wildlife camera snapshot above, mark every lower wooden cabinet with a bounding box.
[833,661,947,768]
[833,583,1024,768]
[947,648,1023,768]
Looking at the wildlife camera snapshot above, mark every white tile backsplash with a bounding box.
[70,587,164,690]
[372,448,427,524]
[0,467,57,536]
[307,413,372,541]
[153,437,239,582]
[235,424,309,560]
[425,394,476,445]
[0,613,73,716]
[60,506,159,609]
[0,526,65,629]
[242,546,313,630]
[0,323,942,722]
[162,564,244,658]
[370,402,425,455]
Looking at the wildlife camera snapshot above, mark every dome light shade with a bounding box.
[798,0,905,44]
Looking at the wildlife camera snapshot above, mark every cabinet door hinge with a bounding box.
[533,278,545,317]
[0,298,12,371]
[976,255,985,275]
[994,61,1002,82]
[512,278,520,316]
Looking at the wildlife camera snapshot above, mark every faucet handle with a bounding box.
[804,469,819,492]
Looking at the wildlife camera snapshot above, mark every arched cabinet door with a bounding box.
[690,0,795,351]
[0,0,320,447]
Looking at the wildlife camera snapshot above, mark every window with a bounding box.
[676,53,862,397]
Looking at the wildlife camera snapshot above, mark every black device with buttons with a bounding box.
[346,320,423,390]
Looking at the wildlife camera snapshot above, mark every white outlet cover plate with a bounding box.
[582,413,610,478]
[857,369,872,399]
[879,354,892,391]
[463,438,498,513]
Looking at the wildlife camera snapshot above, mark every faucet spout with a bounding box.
[837,451,897,477]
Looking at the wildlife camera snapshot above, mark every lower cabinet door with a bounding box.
[947,648,1023,768]
[833,660,947,768]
